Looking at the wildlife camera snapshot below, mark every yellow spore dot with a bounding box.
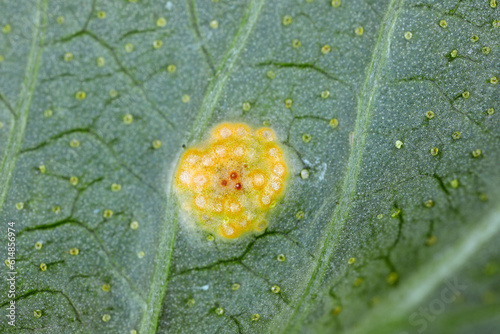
[103,209,113,218]
[210,20,219,29]
[242,102,251,112]
[354,26,364,36]
[123,114,133,124]
[386,272,399,284]
[424,199,434,208]
[329,118,339,128]
[174,123,289,240]
[69,247,79,255]
[156,17,167,27]
[321,44,331,54]
[2,24,12,34]
[125,43,134,53]
[152,140,162,149]
[426,235,438,246]
[472,149,482,158]
[282,15,292,26]
[69,176,78,186]
[75,91,86,100]
[404,31,412,40]
[167,64,176,73]
[44,109,53,117]
[153,40,163,49]
[96,57,105,67]
[111,183,122,192]
[64,52,73,61]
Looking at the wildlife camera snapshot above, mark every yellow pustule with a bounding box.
[174,122,289,239]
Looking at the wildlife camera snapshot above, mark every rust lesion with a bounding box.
[174,122,289,239]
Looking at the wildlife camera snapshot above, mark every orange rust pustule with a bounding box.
[174,122,289,239]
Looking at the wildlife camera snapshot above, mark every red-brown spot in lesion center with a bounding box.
[235,183,242,190]
[230,172,238,179]
[221,180,228,186]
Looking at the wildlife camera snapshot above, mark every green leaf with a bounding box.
[1,0,499,333]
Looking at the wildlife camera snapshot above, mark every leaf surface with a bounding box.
[0,0,499,333]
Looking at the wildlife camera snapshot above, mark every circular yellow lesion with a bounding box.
[175,123,289,239]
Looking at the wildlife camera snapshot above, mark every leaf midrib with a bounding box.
[0,0,47,212]
[277,0,405,331]
[139,0,267,332]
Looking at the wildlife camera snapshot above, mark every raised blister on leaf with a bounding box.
[174,122,290,240]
